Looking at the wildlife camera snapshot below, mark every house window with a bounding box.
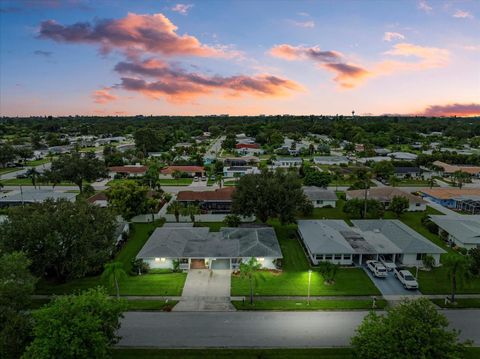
[334,254,342,260]
[344,254,351,260]
[315,254,324,261]
[416,253,426,261]
[316,200,323,204]
[325,254,333,260]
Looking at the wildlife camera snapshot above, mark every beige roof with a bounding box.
[347,187,426,204]
[433,161,480,175]
[421,188,480,200]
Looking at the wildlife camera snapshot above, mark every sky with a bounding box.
[0,0,479,117]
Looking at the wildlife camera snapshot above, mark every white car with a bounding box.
[394,269,419,290]
[366,260,388,278]
[379,255,397,271]
[193,176,199,182]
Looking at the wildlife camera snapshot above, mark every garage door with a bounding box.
[210,259,231,270]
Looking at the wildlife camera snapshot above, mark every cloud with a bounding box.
[113,59,302,101]
[92,87,117,104]
[453,10,473,19]
[418,1,432,13]
[38,12,232,58]
[270,42,449,88]
[33,50,52,57]
[419,103,480,117]
[171,4,193,15]
[290,20,315,28]
[383,32,405,42]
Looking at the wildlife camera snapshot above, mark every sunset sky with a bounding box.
[1,0,479,117]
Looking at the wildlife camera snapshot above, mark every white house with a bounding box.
[313,156,349,166]
[389,152,418,161]
[346,187,427,211]
[303,187,338,208]
[429,215,480,250]
[272,157,302,168]
[223,166,260,178]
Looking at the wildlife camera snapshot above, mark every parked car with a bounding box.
[394,268,419,290]
[366,260,388,278]
[16,174,27,179]
[193,176,199,182]
[201,176,207,181]
[379,255,396,271]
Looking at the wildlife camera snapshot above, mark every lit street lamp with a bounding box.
[307,270,312,305]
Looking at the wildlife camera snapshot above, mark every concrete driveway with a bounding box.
[363,267,421,297]
[173,269,234,311]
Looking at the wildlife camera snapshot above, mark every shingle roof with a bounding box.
[347,187,426,204]
[303,187,338,201]
[136,227,282,259]
[160,166,204,174]
[109,165,147,174]
[297,220,356,254]
[429,215,480,245]
[421,188,480,200]
[0,189,76,204]
[177,187,235,202]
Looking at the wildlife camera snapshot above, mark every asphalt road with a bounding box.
[117,310,480,348]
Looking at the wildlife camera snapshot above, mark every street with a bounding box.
[117,310,480,348]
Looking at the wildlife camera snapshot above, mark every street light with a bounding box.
[307,270,312,305]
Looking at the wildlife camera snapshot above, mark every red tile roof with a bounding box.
[177,187,235,202]
[109,165,148,174]
[160,166,204,174]
[235,143,260,149]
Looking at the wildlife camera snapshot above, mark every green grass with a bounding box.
[431,298,480,308]
[26,158,50,166]
[112,348,354,359]
[0,167,19,174]
[397,179,437,187]
[231,222,379,296]
[417,267,480,294]
[159,178,193,186]
[298,199,350,221]
[0,178,77,186]
[126,300,178,311]
[232,299,387,311]
[35,222,187,296]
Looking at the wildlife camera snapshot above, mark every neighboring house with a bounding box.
[115,221,130,244]
[394,167,422,179]
[87,192,109,207]
[389,152,418,161]
[429,215,480,249]
[109,164,148,178]
[298,219,445,267]
[0,189,76,208]
[303,186,338,208]
[223,166,260,178]
[48,145,72,154]
[235,143,260,150]
[176,187,235,214]
[95,136,126,146]
[160,165,205,178]
[347,187,427,211]
[374,148,391,156]
[272,157,302,168]
[357,156,392,164]
[313,156,349,166]
[117,143,135,153]
[276,138,311,156]
[136,225,283,270]
[223,156,260,167]
[432,161,480,178]
[420,188,480,210]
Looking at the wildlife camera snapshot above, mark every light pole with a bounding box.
[307,270,312,305]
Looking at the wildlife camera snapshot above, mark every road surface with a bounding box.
[117,310,480,348]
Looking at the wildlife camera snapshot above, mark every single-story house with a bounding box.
[223,156,260,167]
[0,189,77,207]
[176,187,235,214]
[87,192,109,207]
[235,143,260,150]
[313,156,349,166]
[297,219,445,267]
[389,152,418,161]
[136,225,283,270]
[272,157,302,168]
[429,215,480,249]
[420,188,480,209]
[223,166,260,178]
[346,187,427,211]
[160,165,205,178]
[432,161,480,178]
[374,148,391,156]
[303,186,338,208]
[394,167,422,179]
[115,221,130,244]
[109,164,148,178]
[356,156,392,164]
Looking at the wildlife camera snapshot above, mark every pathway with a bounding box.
[173,269,235,312]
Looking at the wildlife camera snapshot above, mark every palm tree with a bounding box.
[354,168,372,219]
[101,262,128,299]
[25,168,40,189]
[332,168,343,192]
[428,177,435,189]
[168,200,182,222]
[216,173,224,188]
[452,171,471,189]
[183,204,200,223]
[239,257,261,305]
[388,175,399,187]
[443,253,470,303]
[172,170,182,185]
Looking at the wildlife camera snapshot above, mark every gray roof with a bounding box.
[351,220,445,254]
[297,220,356,254]
[0,189,76,204]
[429,215,480,245]
[313,156,348,163]
[136,227,282,259]
[303,187,338,201]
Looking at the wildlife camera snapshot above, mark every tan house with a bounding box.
[346,187,426,211]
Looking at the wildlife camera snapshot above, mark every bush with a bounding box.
[223,214,241,227]
[130,258,149,275]
[423,255,435,270]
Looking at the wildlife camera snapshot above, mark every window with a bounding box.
[315,254,324,261]
[325,254,333,260]
[416,253,426,261]
[344,254,351,260]
[316,200,323,204]
[334,254,342,260]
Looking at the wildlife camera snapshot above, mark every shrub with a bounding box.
[130,258,149,275]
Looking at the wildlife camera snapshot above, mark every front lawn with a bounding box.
[0,178,78,186]
[126,300,178,311]
[417,266,480,295]
[231,222,380,296]
[431,298,480,308]
[397,179,437,187]
[232,299,387,311]
[26,159,50,166]
[159,178,193,186]
[298,199,350,222]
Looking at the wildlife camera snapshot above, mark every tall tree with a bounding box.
[23,288,126,359]
[0,144,16,168]
[107,180,150,220]
[388,195,409,217]
[102,262,128,299]
[0,199,116,281]
[168,201,182,222]
[25,168,40,188]
[353,168,372,219]
[239,257,261,305]
[443,253,470,303]
[50,152,106,193]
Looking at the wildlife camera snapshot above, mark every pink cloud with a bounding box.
[38,12,232,58]
[419,103,480,117]
[113,59,302,101]
[453,10,473,19]
[92,87,117,104]
[171,4,193,15]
